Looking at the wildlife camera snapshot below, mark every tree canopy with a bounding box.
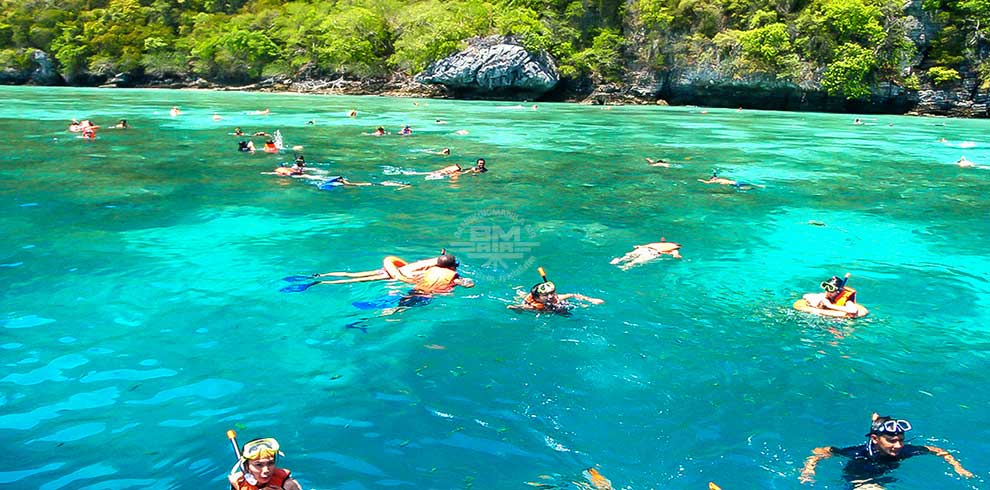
[0,0,985,98]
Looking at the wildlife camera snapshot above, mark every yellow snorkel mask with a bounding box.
[241,438,285,461]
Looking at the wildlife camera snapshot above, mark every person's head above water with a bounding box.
[866,414,911,457]
[441,148,451,155]
[239,437,285,485]
[294,155,305,165]
[437,252,459,270]
[475,158,487,171]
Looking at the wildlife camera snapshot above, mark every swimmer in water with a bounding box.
[698,170,764,189]
[645,157,671,167]
[508,268,603,314]
[610,238,682,270]
[465,158,488,173]
[799,413,973,485]
[238,140,257,153]
[801,273,861,317]
[955,156,989,169]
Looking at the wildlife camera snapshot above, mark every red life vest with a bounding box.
[233,468,291,490]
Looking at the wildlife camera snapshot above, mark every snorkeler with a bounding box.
[610,238,682,270]
[238,140,257,153]
[698,170,764,189]
[508,267,602,313]
[645,157,671,167]
[397,251,474,294]
[800,273,864,317]
[226,433,303,490]
[799,413,973,486]
[399,125,413,135]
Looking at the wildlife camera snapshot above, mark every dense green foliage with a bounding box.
[0,0,985,97]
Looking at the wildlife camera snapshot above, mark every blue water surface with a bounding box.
[1,86,989,490]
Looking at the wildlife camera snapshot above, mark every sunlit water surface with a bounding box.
[1,86,989,490]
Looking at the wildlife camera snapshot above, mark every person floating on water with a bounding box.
[227,434,303,490]
[305,254,446,286]
[799,413,973,486]
[348,110,357,117]
[366,126,387,136]
[955,156,989,169]
[272,155,309,177]
[396,251,474,294]
[698,170,764,189]
[610,238,682,270]
[646,157,671,167]
[508,267,603,313]
[801,273,863,317]
[238,140,257,153]
[112,119,128,129]
[170,106,180,117]
[263,140,278,153]
[399,125,413,135]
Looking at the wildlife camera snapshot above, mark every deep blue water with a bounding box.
[1,86,988,489]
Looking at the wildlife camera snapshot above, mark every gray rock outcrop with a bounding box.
[416,36,558,98]
[29,50,62,85]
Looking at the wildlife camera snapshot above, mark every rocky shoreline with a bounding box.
[5,42,988,118]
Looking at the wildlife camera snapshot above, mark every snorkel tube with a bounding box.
[538,266,548,283]
[840,272,851,289]
[226,429,240,459]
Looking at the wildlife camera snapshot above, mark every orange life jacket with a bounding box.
[832,287,856,306]
[523,293,547,310]
[233,468,291,490]
[414,267,457,293]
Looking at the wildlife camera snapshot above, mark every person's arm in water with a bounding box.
[557,293,604,305]
[799,446,834,483]
[924,445,974,477]
[454,276,475,288]
[283,477,304,490]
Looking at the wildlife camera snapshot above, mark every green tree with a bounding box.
[821,42,875,98]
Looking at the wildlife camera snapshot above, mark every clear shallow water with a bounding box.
[1,86,989,490]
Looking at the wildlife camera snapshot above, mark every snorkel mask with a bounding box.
[868,417,912,436]
[820,276,843,293]
[241,437,284,462]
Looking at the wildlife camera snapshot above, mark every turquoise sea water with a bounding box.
[1,86,989,490]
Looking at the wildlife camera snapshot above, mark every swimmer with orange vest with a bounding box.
[225,431,302,490]
[610,237,682,270]
[508,267,602,313]
[394,251,474,294]
[796,272,869,318]
[305,252,456,286]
